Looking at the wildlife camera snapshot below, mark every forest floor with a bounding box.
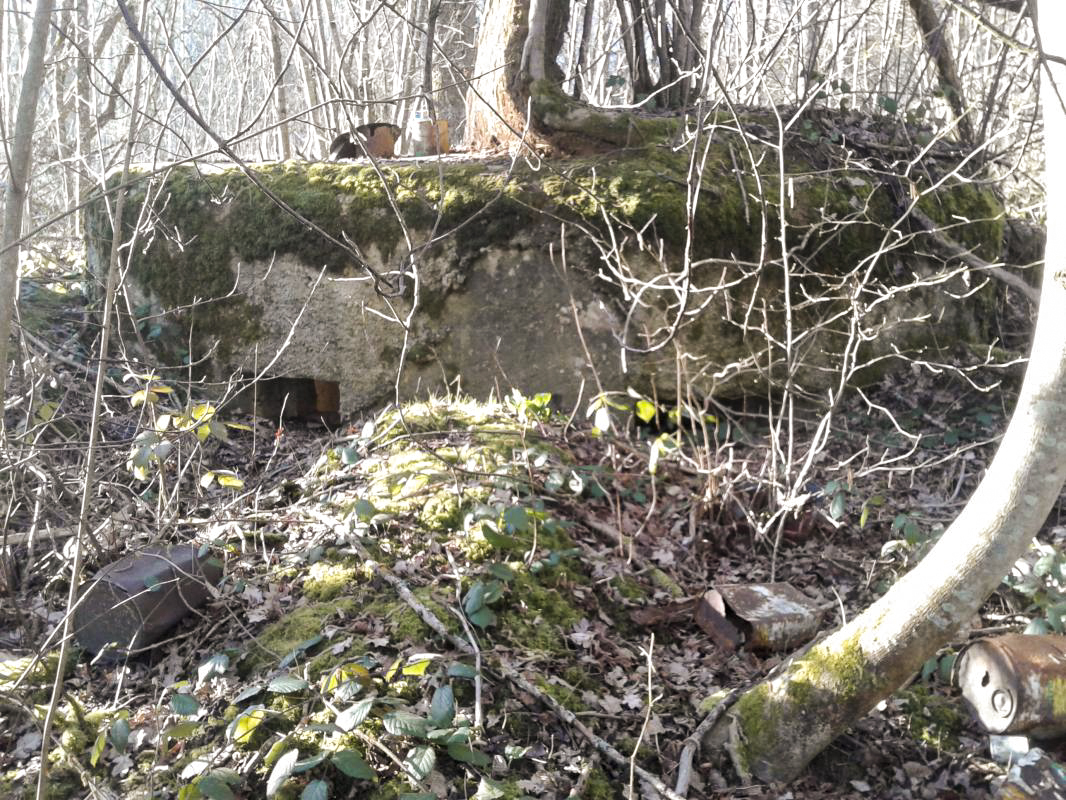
[0,249,1059,799]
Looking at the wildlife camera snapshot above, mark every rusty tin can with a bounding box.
[697,583,823,652]
[75,543,223,660]
[956,634,1066,737]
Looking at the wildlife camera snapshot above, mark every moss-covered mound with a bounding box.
[84,129,1005,413]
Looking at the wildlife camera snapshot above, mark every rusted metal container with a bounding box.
[956,634,1066,737]
[75,544,223,660]
[696,583,823,652]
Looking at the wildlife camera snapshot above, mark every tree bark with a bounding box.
[907,0,974,143]
[0,0,56,408]
[702,0,1066,781]
[465,0,567,150]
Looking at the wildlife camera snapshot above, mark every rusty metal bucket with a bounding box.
[74,543,223,660]
[956,634,1066,737]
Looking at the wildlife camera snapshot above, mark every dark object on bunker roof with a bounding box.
[329,123,403,160]
[75,543,223,662]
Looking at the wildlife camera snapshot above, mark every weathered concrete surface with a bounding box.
[85,145,1005,417]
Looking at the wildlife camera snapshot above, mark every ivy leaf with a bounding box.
[474,777,507,800]
[503,506,529,533]
[279,635,323,668]
[464,581,486,615]
[447,742,491,767]
[197,774,235,800]
[293,753,328,773]
[266,748,299,798]
[403,745,436,781]
[268,675,309,694]
[301,780,329,800]
[429,685,455,728]
[447,663,477,679]
[231,684,264,704]
[109,717,130,753]
[332,749,375,780]
[383,710,429,739]
[171,693,201,716]
[467,606,496,628]
[197,653,229,687]
[336,698,375,732]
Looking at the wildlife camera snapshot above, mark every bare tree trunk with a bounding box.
[572,0,596,100]
[465,0,567,150]
[0,0,56,408]
[268,15,292,160]
[702,3,1066,781]
[907,0,974,142]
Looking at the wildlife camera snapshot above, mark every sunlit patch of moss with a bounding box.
[304,559,362,600]
[535,676,585,713]
[241,598,358,676]
[497,570,582,655]
[898,686,964,751]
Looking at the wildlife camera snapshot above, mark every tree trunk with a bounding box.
[0,0,56,407]
[702,0,1066,781]
[465,0,567,150]
[907,0,974,143]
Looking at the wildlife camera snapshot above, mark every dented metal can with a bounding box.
[697,583,823,652]
[75,543,223,661]
[956,634,1066,737]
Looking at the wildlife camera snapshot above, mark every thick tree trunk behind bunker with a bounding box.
[701,1,1066,782]
[464,0,568,151]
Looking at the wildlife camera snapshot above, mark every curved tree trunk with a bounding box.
[703,0,1066,781]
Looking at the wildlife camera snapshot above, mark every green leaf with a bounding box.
[467,606,496,628]
[447,663,477,679]
[464,581,487,614]
[482,525,521,551]
[487,563,516,582]
[383,710,429,739]
[90,730,106,767]
[231,684,264,704]
[474,776,508,800]
[267,748,299,798]
[279,635,323,668]
[268,675,309,694]
[354,499,376,522]
[336,698,375,732]
[226,706,270,744]
[339,446,361,465]
[404,745,436,781]
[634,400,656,423]
[503,506,529,533]
[165,720,201,741]
[171,693,200,716]
[292,753,327,773]
[332,749,375,780]
[830,491,847,520]
[301,780,329,800]
[447,742,492,767]
[110,716,130,753]
[402,654,437,676]
[429,685,455,728]
[197,653,229,686]
[196,775,235,800]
